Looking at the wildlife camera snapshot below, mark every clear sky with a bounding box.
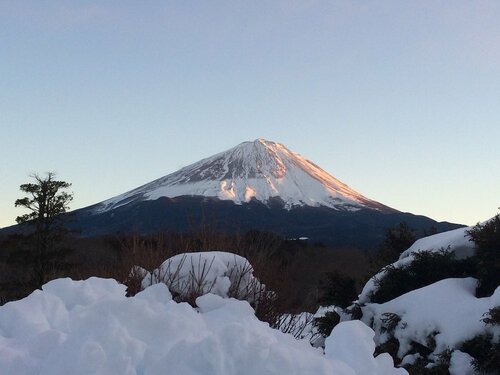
[1,0,499,228]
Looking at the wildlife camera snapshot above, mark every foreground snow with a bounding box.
[0,277,405,375]
[350,217,499,373]
[362,278,500,359]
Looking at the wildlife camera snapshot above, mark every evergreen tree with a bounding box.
[467,214,500,297]
[380,222,417,263]
[15,172,73,287]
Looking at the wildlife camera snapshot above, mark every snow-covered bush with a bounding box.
[310,271,357,341]
[466,214,500,297]
[134,251,313,338]
[273,312,316,339]
[341,215,500,373]
[482,306,500,326]
[460,334,500,374]
[370,249,475,304]
[362,278,500,361]
[318,271,358,309]
[137,251,265,305]
[314,311,341,337]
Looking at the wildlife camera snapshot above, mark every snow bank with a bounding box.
[325,321,407,375]
[140,251,263,302]
[449,350,476,375]
[361,278,500,358]
[0,277,406,375]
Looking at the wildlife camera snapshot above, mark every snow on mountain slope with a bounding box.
[95,139,391,213]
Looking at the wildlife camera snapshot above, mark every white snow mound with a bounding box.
[0,277,406,375]
[399,225,475,260]
[361,278,500,358]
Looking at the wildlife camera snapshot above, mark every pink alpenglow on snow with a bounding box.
[95,139,392,213]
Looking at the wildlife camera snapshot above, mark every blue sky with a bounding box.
[1,0,499,228]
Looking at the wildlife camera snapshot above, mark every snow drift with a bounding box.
[0,277,406,375]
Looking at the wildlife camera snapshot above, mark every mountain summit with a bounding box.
[96,139,391,213]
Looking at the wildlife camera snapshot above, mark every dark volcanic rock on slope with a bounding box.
[69,196,463,249]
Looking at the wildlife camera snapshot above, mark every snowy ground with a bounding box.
[361,279,499,367]
[0,277,406,375]
[1,221,496,374]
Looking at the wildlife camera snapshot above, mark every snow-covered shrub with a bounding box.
[362,278,500,365]
[402,349,452,375]
[139,251,264,305]
[273,312,316,339]
[318,271,358,309]
[314,311,341,337]
[318,215,500,374]
[378,222,417,264]
[459,334,500,374]
[466,214,500,297]
[380,312,403,335]
[312,271,358,341]
[370,249,475,303]
[346,302,363,319]
[374,337,400,365]
[482,306,500,326]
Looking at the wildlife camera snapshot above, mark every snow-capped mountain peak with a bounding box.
[95,139,391,213]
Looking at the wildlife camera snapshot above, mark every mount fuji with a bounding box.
[95,139,392,214]
[3,139,463,249]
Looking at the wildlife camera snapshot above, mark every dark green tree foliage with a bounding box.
[371,249,476,304]
[15,172,73,287]
[380,312,402,334]
[460,334,500,374]
[318,271,358,309]
[313,311,340,337]
[403,350,452,375]
[466,215,500,297]
[374,337,400,364]
[380,222,417,264]
[314,272,357,338]
[482,306,500,326]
